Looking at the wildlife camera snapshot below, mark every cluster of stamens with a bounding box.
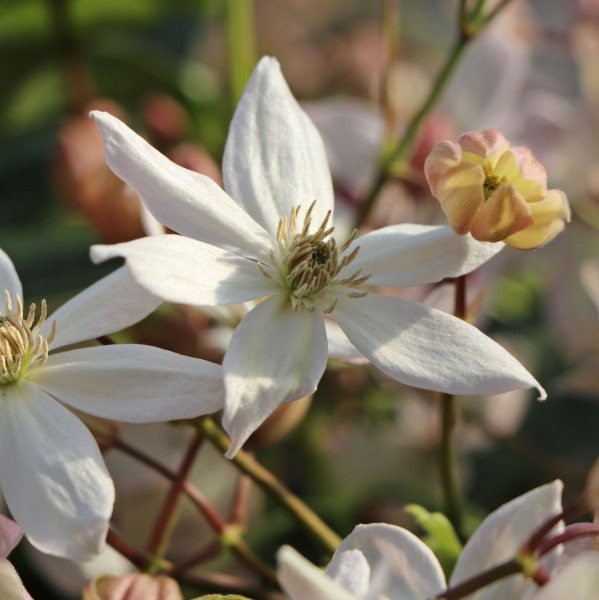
[258,201,371,312]
[483,163,508,200]
[0,290,56,385]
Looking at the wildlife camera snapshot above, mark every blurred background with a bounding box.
[2,0,599,598]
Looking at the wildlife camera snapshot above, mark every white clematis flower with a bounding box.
[90,57,545,457]
[278,481,585,600]
[0,249,224,560]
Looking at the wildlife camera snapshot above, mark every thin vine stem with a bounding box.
[194,416,342,554]
[145,431,205,564]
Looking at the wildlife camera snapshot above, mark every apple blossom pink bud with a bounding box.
[424,129,570,250]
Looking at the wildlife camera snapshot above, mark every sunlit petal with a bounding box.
[222,295,327,457]
[91,235,275,307]
[29,344,224,422]
[277,546,361,600]
[42,267,162,349]
[223,57,334,237]
[0,382,114,561]
[91,110,272,260]
[334,294,546,398]
[0,250,22,313]
[327,523,446,600]
[345,224,502,287]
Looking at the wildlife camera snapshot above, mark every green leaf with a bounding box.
[405,504,462,576]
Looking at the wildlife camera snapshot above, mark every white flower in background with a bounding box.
[278,481,599,600]
[0,249,224,560]
[90,57,545,458]
[0,515,32,600]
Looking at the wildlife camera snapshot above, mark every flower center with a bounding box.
[483,164,507,200]
[259,201,371,312]
[0,291,56,385]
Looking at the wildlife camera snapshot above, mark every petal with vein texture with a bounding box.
[223,57,334,237]
[334,294,546,398]
[28,344,224,422]
[449,481,563,600]
[0,250,22,313]
[222,295,327,457]
[277,546,361,600]
[91,110,272,260]
[91,235,275,307]
[42,267,162,349]
[345,225,502,288]
[327,523,446,600]
[0,382,114,560]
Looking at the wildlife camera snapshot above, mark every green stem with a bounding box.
[439,275,466,539]
[195,416,342,554]
[355,33,469,228]
[440,392,464,540]
[227,0,257,103]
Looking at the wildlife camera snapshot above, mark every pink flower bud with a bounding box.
[424,129,570,249]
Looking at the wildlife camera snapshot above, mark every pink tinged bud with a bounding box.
[424,128,570,250]
[83,574,183,600]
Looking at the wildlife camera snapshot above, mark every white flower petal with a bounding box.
[0,560,31,600]
[327,549,371,598]
[334,294,546,398]
[450,481,563,600]
[91,110,272,260]
[42,266,162,349]
[328,523,446,600]
[91,235,275,307]
[0,250,22,313]
[222,295,327,457]
[0,382,114,561]
[28,344,224,422]
[277,546,361,600]
[0,516,23,558]
[223,57,334,237]
[345,225,502,288]
[533,553,599,600]
[325,319,368,365]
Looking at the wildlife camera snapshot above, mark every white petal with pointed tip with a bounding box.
[223,57,334,237]
[28,344,224,422]
[328,523,446,600]
[533,553,599,600]
[222,295,327,457]
[91,110,272,260]
[0,250,22,314]
[450,481,563,600]
[0,382,114,561]
[344,225,502,288]
[42,266,162,349]
[334,294,546,398]
[91,235,275,307]
[277,546,361,600]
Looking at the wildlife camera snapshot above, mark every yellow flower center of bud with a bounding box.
[0,291,56,385]
[258,201,371,312]
[483,164,508,200]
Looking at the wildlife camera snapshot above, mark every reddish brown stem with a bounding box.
[106,529,149,571]
[146,432,204,556]
[113,438,226,534]
[230,473,252,526]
